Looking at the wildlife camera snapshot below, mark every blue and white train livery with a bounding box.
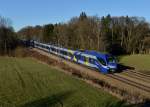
[25,40,118,73]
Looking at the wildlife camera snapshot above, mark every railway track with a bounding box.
[107,74,150,93]
[121,71,150,83]
[32,48,150,96]
[69,59,150,93]
[128,70,150,78]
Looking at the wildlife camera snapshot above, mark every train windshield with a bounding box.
[97,57,106,66]
[107,56,116,63]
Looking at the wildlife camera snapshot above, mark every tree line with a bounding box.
[0,16,18,55]
[18,12,150,55]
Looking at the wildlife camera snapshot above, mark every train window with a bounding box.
[68,52,73,57]
[51,48,54,51]
[89,58,95,64]
[63,51,67,55]
[60,50,67,56]
[97,57,106,66]
[75,55,79,60]
[82,56,86,62]
[64,52,67,56]
[55,49,58,52]
[75,55,78,59]
[61,51,64,54]
[51,48,56,52]
[78,55,82,60]
[107,56,115,63]
[59,50,63,54]
[46,46,49,49]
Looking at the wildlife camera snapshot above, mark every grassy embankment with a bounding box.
[0,57,125,107]
[119,54,150,74]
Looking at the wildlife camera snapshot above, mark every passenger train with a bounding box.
[24,40,118,73]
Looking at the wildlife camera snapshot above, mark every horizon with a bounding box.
[0,0,150,31]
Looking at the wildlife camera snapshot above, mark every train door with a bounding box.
[85,57,89,66]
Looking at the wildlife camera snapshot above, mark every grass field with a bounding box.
[119,54,150,74]
[0,57,124,107]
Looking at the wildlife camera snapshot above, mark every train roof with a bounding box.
[80,50,110,58]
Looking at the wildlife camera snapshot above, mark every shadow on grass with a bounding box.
[19,91,74,107]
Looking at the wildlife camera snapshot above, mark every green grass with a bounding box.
[119,54,150,74]
[0,57,125,107]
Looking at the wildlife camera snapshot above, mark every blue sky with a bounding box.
[0,0,150,31]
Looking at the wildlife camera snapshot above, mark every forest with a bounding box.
[0,12,150,55]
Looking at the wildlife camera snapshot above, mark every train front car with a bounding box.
[72,50,117,74]
[96,54,117,73]
[105,54,117,73]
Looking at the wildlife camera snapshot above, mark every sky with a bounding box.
[0,0,150,31]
